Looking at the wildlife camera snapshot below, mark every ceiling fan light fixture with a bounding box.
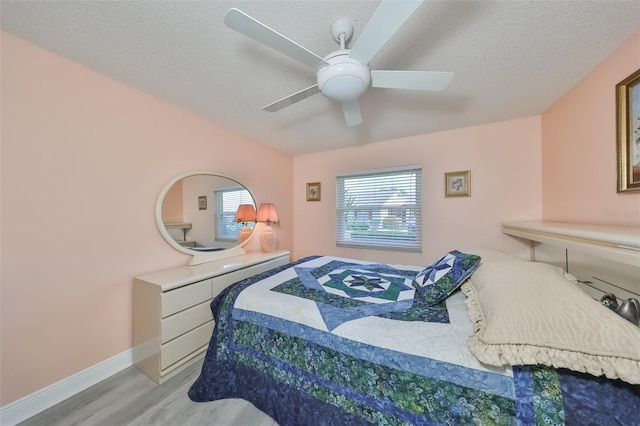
[317,59,370,102]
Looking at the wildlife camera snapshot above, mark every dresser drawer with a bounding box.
[161,300,213,344]
[161,279,212,318]
[160,320,214,370]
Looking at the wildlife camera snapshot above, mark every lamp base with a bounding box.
[260,226,278,253]
[237,226,252,244]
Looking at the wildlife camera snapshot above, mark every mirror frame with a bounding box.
[155,170,256,265]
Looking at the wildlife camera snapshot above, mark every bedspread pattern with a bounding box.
[189,256,640,426]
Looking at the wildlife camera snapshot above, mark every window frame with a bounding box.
[336,165,422,252]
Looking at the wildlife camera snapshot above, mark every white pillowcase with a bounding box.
[463,260,640,385]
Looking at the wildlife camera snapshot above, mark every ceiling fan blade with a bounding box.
[371,70,454,91]
[263,85,320,112]
[342,99,363,127]
[225,8,328,70]
[349,0,423,65]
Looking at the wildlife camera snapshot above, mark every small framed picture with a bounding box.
[306,182,321,201]
[198,195,207,210]
[445,170,471,197]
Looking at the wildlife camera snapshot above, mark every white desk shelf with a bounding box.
[502,221,639,267]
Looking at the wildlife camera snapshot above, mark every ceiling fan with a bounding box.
[224,0,453,127]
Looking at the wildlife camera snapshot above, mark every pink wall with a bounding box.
[293,116,543,265]
[542,30,640,226]
[0,32,293,405]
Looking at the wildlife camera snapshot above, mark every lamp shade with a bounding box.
[234,204,256,224]
[256,203,279,225]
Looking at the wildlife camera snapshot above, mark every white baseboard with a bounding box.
[0,349,133,426]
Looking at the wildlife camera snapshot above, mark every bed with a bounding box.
[188,249,640,425]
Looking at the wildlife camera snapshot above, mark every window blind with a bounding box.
[336,165,422,252]
[215,187,255,241]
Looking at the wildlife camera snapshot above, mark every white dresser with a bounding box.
[133,250,290,384]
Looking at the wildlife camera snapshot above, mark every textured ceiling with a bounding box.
[1,0,639,155]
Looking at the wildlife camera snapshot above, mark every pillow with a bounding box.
[413,250,481,306]
[462,260,640,385]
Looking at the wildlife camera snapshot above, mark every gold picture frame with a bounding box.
[616,68,640,193]
[306,182,321,201]
[445,170,471,197]
[198,195,207,210]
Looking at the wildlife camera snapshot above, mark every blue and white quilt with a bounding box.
[189,256,640,425]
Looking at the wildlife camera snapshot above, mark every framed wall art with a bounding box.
[616,68,640,193]
[445,170,471,197]
[198,195,207,210]
[306,182,321,201]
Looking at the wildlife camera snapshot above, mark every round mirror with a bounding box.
[155,171,257,264]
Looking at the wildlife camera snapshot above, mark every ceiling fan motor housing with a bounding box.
[317,50,371,102]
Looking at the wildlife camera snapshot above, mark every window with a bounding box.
[215,187,255,242]
[336,165,422,252]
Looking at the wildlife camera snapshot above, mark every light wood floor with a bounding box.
[18,360,278,426]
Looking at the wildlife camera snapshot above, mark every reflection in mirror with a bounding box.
[234,204,257,244]
[155,171,257,265]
